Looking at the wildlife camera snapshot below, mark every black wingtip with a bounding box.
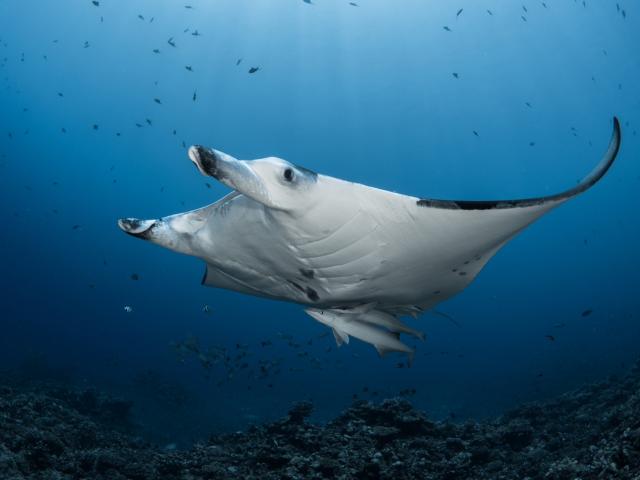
[416,116,622,211]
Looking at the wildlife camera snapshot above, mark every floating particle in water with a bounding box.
[130,273,139,281]
[124,305,133,313]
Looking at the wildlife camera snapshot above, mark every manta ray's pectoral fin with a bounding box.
[332,328,350,347]
[417,117,620,213]
[410,117,621,306]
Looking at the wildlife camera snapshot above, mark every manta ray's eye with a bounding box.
[283,168,294,182]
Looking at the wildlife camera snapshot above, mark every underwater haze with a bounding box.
[1,0,639,447]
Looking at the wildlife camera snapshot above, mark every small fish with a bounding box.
[83,41,90,48]
[191,30,201,36]
[138,14,145,20]
[72,224,82,230]
[92,124,99,130]
[153,49,160,54]
[185,65,193,71]
[185,5,194,9]
[130,273,139,281]
[145,118,152,126]
[349,2,358,6]
[456,8,463,17]
[92,1,99,6]
[487,9,493,15]
[192,91,197,102]
[168,37,176,47]
[581,309,593,317]
[236,58,242,66]
[443,26,451,31]
[248,66,260,74]
[58,92,64,97]
[544,335,555,342]
[452,72,459,79]
[154,98,162,104]
[202,304,212,314]
[472,130,479,137]
[124,305,133,313]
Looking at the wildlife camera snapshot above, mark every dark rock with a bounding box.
[2,359,640,479]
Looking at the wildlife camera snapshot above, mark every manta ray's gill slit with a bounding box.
[297,224,380,264]
[292,210,364,249]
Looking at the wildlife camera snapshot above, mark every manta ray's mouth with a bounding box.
[189,145,221,179]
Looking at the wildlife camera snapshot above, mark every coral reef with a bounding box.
[1,363,640,479]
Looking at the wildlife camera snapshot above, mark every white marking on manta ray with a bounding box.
[118,118,621,362]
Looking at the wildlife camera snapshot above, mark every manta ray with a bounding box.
[119,118,621,363]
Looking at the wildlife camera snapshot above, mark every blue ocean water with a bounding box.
[0,0,638,446]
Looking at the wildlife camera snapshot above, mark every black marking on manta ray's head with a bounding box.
[416,117,621,211]
[294,164,318,181]
[191,145,224,179]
